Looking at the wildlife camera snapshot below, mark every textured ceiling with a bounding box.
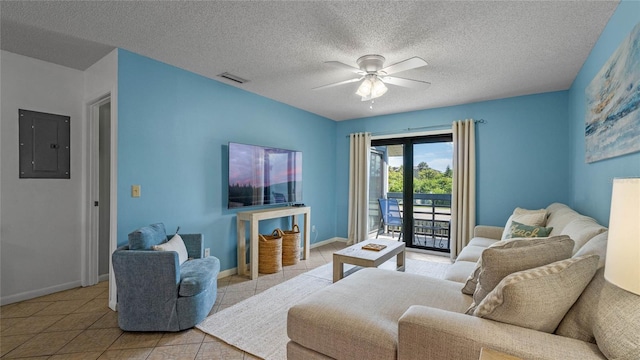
[0,1,619,121]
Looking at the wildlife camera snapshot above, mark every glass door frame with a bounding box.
[372,133,453,250]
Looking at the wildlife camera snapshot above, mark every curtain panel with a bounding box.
[451,119,476,259]
[347,132,371,245]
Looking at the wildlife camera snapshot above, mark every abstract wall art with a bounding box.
[585,22,640,163]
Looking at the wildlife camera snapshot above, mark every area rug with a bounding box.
[196,258,450,360]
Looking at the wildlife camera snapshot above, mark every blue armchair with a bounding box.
[112,223,220,331]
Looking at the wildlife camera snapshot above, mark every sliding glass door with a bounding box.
[370,134,453,252]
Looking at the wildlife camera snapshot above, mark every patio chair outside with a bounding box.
[377,198,403,240]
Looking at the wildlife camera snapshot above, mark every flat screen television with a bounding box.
[228,142,302,208]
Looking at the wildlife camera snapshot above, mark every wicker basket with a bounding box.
[281,224,301,266]
[258,230,282,274]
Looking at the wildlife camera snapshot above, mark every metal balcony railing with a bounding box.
[386,192,452,252]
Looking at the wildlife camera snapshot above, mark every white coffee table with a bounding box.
[333,239,405,282]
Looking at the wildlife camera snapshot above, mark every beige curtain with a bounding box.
[450,119,476,259]
[347,132,371,245]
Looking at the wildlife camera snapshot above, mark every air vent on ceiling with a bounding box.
[217,72,249,84]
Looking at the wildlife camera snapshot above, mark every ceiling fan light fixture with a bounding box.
[356,75,387,101]
[371,77,388,98]
[355,76,373,97]
[319,54,429,102]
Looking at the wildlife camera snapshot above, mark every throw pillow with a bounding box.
[472,255,599,333]
[504,221,553,239]
[501,207,548,240]
[152,234,189,265]
[461,235,570,295]
[466,236,574,311]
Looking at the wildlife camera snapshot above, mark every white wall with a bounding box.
[1,51,85,304]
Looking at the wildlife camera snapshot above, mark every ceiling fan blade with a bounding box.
[325,61,366,75]
[380,76,431,89]
[312,77,363,90]
[380,57,428,75]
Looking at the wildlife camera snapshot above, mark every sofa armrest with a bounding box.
[180,234,204,259]
[397,306,605,360]
[473,225,503,240]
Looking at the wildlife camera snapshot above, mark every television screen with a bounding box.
[228,142,302,208]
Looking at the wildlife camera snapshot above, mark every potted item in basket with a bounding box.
[280,225,301,266]
[258,229,282,274]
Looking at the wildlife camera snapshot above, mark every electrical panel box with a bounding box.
[19,109,70,179]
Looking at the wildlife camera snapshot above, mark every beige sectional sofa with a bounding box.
[287,203,640,360]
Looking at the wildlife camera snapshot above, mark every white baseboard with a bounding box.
[310,237,347,248]
[98,273,110,282]
[218,267,237,279]
[1,280,82,306]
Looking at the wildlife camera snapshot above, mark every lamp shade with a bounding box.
[604,178,640,295]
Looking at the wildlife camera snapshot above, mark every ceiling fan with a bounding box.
[313,55,431,101]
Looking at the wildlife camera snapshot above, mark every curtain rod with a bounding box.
[347,119,486,138]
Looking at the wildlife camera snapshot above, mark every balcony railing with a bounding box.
[384,192,452,252]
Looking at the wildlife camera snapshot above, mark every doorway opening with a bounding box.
[84,95,112,287]
[370,133,453,252]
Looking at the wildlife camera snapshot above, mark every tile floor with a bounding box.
[0,242,450,359]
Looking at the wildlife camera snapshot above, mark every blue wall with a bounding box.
[335,91,571,233]
[568,0,640,225]
[117,50,337,271]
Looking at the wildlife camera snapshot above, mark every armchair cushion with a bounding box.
[129,223,167,250]
[179,256,220,297]
[153,234,189,265]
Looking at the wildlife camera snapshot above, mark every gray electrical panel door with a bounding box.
[19,109,70,179]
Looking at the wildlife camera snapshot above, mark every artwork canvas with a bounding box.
[585,22,640,163]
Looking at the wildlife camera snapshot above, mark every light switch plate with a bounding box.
[131,185,141,198]
[204,248,210,258]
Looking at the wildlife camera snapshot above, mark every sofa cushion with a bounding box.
[546,203,580,236]
[501,207,548,240]
[445,260,478,283]
[467,237,500,248]
[461,235,572,295]
[561,216,607,254]
[473,255,599,333]
[129,223,167,250]
[455,245,486,262]
[556,268,640,360]
[468,236,574,310]
[287,268,472,360]
[153,234,189,265]
[179,256,220,297]
[504,221,553,239]
[573,231,608,269]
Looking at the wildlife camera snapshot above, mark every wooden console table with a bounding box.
[236,206,310,279]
